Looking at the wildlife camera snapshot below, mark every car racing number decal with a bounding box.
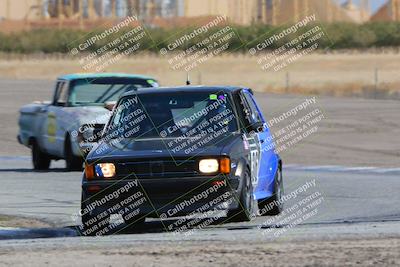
[244,134,261,186]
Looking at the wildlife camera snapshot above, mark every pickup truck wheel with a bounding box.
[32,141,51,170]
[226,170,254,222]
[65,137,83,171]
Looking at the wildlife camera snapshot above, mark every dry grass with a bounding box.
[1,53,399,99]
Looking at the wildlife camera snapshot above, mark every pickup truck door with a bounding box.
[42,81,69,157]
[242,89,278,200]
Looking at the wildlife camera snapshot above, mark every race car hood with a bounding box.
[88,133,242,162]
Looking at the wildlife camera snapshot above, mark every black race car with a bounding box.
[81,86,283,236]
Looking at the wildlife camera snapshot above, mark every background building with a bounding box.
[0,0,400,30]
[0,0,43,20]
[371,0,400,21]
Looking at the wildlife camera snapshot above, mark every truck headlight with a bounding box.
[95,163,116,178]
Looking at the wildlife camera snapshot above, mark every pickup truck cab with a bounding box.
[18,73,159,171]
[81,86,283,235]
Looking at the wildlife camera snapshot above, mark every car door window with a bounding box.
[53,81,68,106]
[237,93,253,126]
[245,92,266,123]
[243,92,263,124]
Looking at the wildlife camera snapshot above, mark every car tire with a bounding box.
[31,140,51,170]
[226,169,255,222]
[65,136,83,171]
[258,167,284,216]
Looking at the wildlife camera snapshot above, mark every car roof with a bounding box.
[121,86,244,97]
[58,73,156,81]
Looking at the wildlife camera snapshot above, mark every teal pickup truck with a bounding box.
[17,73,159,171]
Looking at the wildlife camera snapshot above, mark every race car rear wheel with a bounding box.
[226,170,254,222]
[31,140,51,170]
[65,136,83,171]
[258,167,284,216]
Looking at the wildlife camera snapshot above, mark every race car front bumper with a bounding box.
[81,175,241,220]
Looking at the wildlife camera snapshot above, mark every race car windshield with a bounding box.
[68,78,157,106]
[105,91,238,140]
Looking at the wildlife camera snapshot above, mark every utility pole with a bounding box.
[374,67,379,92]
[286,72,290,93]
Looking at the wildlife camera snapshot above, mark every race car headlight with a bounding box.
[95,163,116,178]
[199,159,219,174]
[199,158,231,174]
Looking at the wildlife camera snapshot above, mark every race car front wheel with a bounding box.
[226,170,254,222]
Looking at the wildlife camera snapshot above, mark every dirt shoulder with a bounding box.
[0,238,398,266]
[0,215,52,228]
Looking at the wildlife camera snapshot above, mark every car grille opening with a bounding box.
[117,158,198,178]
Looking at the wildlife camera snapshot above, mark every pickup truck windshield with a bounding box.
[68,78,156,106]
[105,91,238,141]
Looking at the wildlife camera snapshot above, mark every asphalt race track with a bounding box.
[1,157,399,242]
[1,79,400,168]
[0,80,399,265]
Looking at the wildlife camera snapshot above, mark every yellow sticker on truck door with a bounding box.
[47,112,56,143]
